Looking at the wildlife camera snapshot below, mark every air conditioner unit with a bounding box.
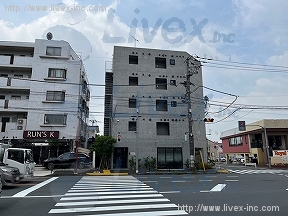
[18,119,24,124]
[17,126,23,130]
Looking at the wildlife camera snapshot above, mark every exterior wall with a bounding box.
[108,46,206,169]
[222,135,250,154]
[0,39,90,150]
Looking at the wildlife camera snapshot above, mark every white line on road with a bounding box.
[171,180,187,183]
[61,193,164,201]
[160,177,172,178]
[199,179,213,182]
[210,184,227,192]
[159,191,180,194]
[49,203,179,214]
[77,210,188,216]
[143,181,158,183]
[56,198,169,206]
[12,177,58,197]
[227,176,238,178]
[225,180,239,182]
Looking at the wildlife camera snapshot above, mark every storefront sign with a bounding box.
[23,131,59,139]
[273,150,288,157]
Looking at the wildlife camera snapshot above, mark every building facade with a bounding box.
[104,46,207,170]
[220,119,288,165]
[0,39,90,163]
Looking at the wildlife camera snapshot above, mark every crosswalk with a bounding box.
[228,169,288,175]
[49,176,188,215]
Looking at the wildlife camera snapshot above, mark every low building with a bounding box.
[220,119,288,165]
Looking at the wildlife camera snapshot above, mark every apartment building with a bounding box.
[104,46,207,170]
[0,39,90,162]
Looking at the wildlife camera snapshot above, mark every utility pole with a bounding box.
[183,55,200,168]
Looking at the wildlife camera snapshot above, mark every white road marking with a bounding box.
[61,193,164,201]
[56,198,169,206]
[159,191,180,194]
[77,210,188,216]
[12,177,58,197]
[225,179,239,182]
[210,184,227,192]
[49,203,179,214]
[199,179,213,181]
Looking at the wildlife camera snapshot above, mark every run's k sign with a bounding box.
[23,131,59,139]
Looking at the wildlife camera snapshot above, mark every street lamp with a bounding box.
[248,125,271,168]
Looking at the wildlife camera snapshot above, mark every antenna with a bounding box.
[131,36,139,47]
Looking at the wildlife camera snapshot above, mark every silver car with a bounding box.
[0,161,21,186]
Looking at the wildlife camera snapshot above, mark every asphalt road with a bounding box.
[0,166,287,215]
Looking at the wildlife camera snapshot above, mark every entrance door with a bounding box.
[113,147,128,169]
[1,117,10,132]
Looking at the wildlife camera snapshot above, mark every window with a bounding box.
[128,121,136,131]
[170,59,175,65]
[155,57,166,69]
[0,74,8,77]
[229,136,243,146]
[129,77,138,85]
[11,95,21,100]
[46,91,65,101]
[44,114,67,125]
[48,68,66,78]
[157,147,183,169]
[156,122,170,135]
[129,98,137,108]
[156,78,167,90]
[171,101,177,107]
[13,74,23,79]
[46,47,61,56]
[156,100,168,111]
[170,80,176,86]
[129,55,138,64]
[0,95,5,100]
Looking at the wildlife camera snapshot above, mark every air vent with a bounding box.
[17,126,23,130]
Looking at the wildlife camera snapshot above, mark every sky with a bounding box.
[1,0,288,143]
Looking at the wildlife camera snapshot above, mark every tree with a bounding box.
[92,135,116,170]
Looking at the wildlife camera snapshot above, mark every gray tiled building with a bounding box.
[104,46,207,170]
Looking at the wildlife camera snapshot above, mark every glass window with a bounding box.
[129,55,138,64]
[155,57,166,68]
[11,95,21,100]
[129,77,138,85]
[46,91,65,101]
[129,98,137,108]
[44,114,67,125]
[170,59,175,65]
[156,100,168,111]
[156,78,167,90]
[156,122,170,135]
[128,121,136,131]
[46,47,61,56]
[48,68,66,78]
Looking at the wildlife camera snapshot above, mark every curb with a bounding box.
[216,169,230,173]
[86,172,129,176]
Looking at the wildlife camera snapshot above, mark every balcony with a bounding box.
[8,100,29,110]
[0,55,33,68]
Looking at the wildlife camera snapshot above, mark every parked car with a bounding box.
[42,152,92,170]
[220,157,226,162]
[0,161,21,186]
